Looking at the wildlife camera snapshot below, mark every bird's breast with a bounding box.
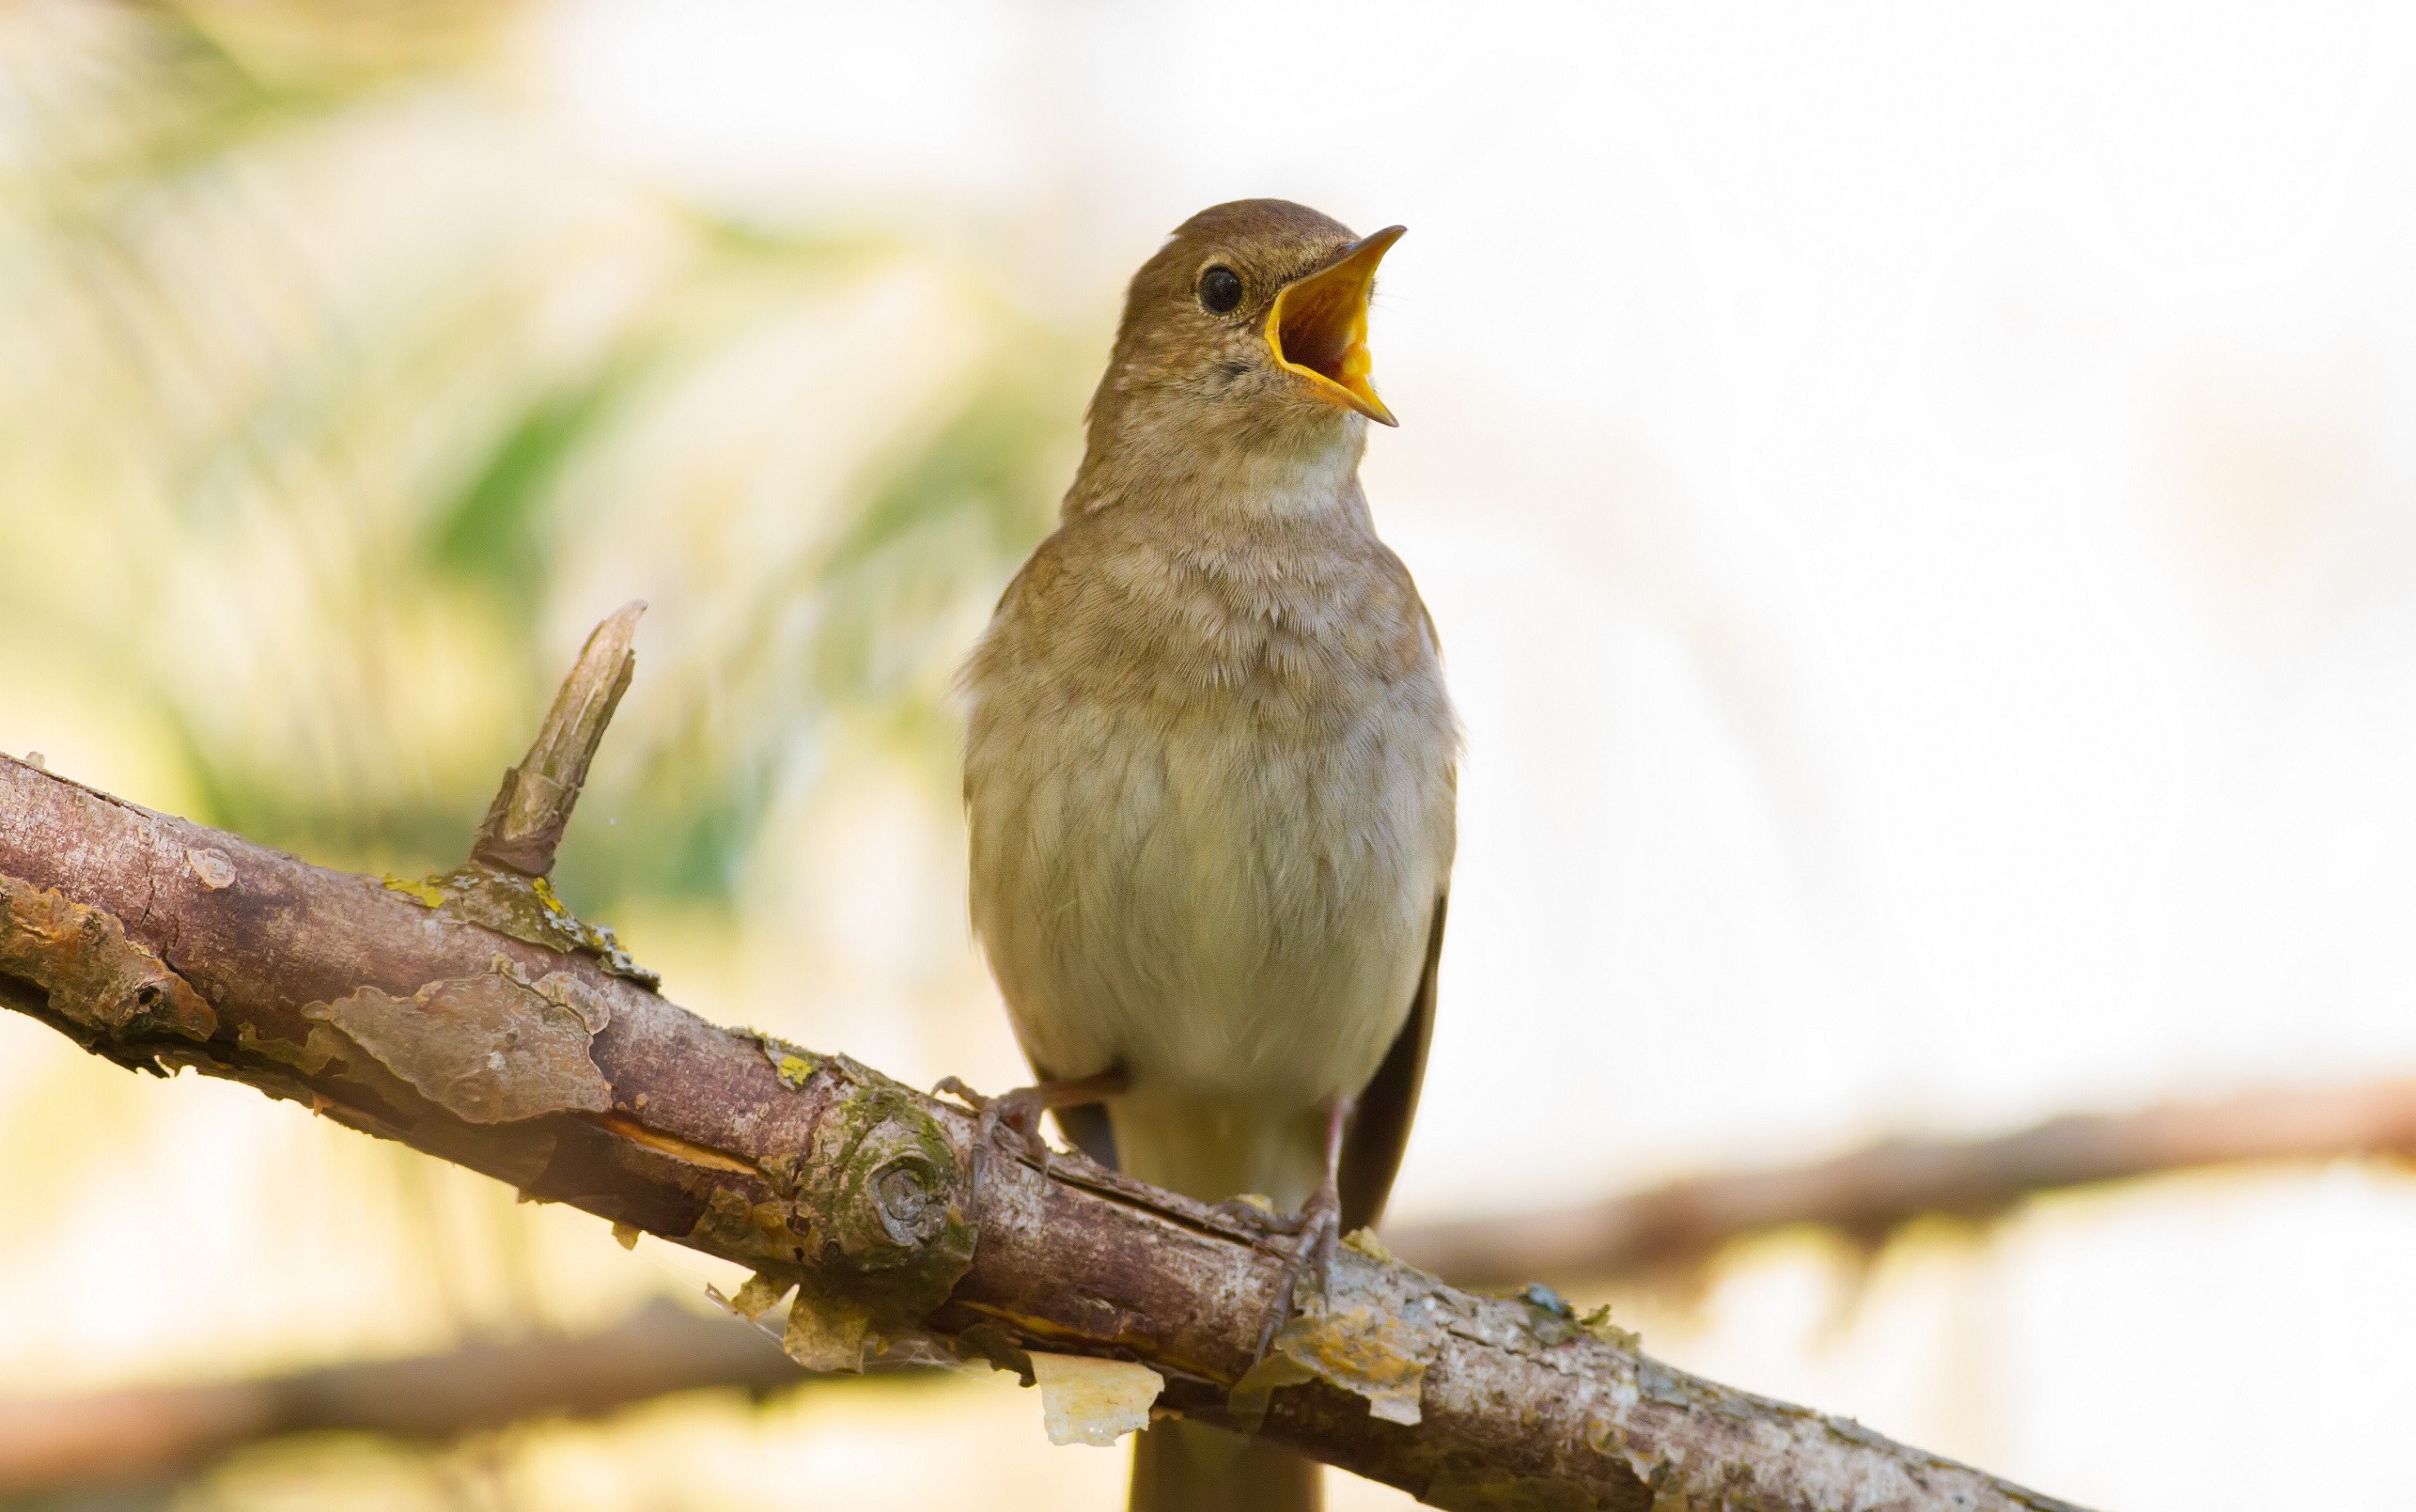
[964,521,1456,1110]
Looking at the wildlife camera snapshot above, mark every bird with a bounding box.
[956,198,1457,1511]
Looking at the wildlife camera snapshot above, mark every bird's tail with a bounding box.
[1130,1417,1319,1511]
[1112,1096,1327,1509]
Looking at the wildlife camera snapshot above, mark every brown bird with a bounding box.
[958,199,1457,1510]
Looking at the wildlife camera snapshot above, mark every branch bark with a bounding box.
[0,615,2091,1512]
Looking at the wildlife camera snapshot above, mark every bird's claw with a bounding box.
[933,1076,1058,1201]
[1249,1186,1343,1363]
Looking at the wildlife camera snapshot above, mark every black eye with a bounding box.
[1198,265,1243,314]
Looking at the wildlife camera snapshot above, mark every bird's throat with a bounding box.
[1067,405,1367,524]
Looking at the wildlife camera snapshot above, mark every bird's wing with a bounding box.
[1337,891,1447,1232]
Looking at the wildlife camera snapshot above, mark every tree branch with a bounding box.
[0,1300,801,1496]
[0,615,2090,1511]
[1391,1075,2416,1286]
[13,1069,2407,1496]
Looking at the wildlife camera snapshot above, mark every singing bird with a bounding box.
[959,199,1457,1510]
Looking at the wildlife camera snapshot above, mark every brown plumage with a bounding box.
[960,199,1457,1510]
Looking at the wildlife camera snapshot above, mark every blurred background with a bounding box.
[7,2,2416,1507]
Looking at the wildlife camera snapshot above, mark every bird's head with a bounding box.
[1083,199,1403,476]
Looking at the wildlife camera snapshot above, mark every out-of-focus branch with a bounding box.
[13,1074,2408,1497]
[1389,1076,2416,1287]
[0,1300,799,1496]
[0,610,2089,1512]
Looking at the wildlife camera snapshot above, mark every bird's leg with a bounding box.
[1250,1093,1353,1362]
[934,1067,1128,1198]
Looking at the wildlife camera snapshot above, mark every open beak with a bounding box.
[1264,224,1404,426]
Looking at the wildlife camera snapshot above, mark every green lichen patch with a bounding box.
[391,863,658,987]
[0,874,216,1049]
[780,1066,977,1371]
[382,874,444,907]
[799,1066,974,1268]
[1577,1304,1640,1353]
[684,1059,976,1373]
[748,1030,821,1089]
[653,1056,981,1374]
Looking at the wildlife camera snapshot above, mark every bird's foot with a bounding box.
[934,1067,1126,1203]
[1250,1182,1344,1363]
[933,1076,1058,1198]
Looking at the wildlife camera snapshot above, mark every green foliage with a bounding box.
[430,374,630,620]
[0,2,1094,909]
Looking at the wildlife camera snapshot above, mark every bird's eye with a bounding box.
[1198,265,1244,315]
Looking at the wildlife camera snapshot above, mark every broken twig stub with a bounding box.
[471,599,644,879]
[380,599,658,986]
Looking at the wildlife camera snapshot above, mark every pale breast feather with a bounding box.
[964,515,1455,1108]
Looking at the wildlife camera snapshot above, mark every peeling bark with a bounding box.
[0,612,2093,1512]
[303,962,615,1124]
[0,873,216,1056]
